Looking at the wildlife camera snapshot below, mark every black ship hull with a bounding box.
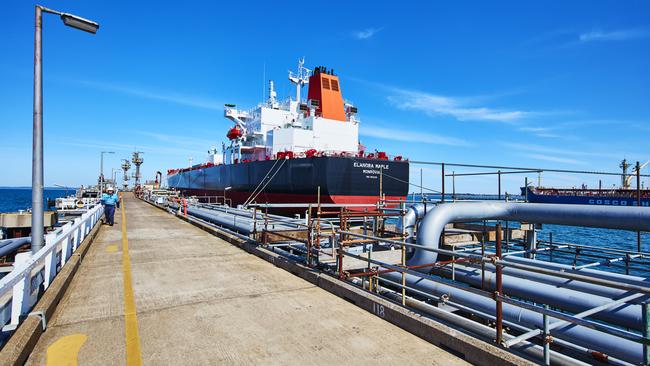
[167,156,409,209]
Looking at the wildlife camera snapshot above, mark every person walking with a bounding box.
[101,186,119,226]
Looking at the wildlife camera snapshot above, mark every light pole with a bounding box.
[99,151,114,194]
[31,5,99,254]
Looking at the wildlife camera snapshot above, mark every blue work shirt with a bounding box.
[101,193,119,206]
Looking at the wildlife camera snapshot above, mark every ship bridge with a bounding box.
[221,59,361,165]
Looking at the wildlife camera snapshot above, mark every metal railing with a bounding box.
[0,203,103,333]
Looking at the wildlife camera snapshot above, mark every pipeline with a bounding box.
[0,238,31,257]
[400,201,650,364]
[382,270,642,364]
[503,255,650,290]
[433,264,644,330]
[396,203,431,242]
[459,259,648,302]
[178,205,306,235]
[349,277,599,366]
[411,201,650,267]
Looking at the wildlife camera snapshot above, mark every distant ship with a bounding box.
[522,159,650,207]
[167,59,409,209]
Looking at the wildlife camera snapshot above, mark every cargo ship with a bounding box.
[522,160,650,206]
[167,59,409,209]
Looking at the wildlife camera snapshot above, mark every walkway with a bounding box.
[26,194,467,365]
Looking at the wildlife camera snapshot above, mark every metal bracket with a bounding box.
[28,311,47,331]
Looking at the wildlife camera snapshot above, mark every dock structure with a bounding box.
[23,194,469,365]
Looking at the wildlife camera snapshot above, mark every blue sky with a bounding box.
[1,0,649,194]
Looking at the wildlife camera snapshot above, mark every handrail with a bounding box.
[0,203,103,333]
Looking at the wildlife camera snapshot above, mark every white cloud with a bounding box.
[361,125,470,146]
[523,153,585,165]
[579,29,650,42]
[518,126,562,138]
[353,27,382,40]
[75,80,222,111]
[519,127,549,133]
[386,88,532,124]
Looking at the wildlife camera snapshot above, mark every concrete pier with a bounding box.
[25,194,469,365]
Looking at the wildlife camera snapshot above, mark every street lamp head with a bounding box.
[60,13,99,34]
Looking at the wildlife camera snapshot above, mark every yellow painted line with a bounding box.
[121,197,143,365]
[46,333,87,366]
[106,244,118,253]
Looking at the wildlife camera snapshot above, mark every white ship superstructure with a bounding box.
[217,58,360,165]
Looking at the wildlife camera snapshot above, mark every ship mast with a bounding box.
[288,57,310,113]
[620,159,631,189]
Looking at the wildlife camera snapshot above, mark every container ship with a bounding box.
[522,160,650,206]
[167,59,409,209]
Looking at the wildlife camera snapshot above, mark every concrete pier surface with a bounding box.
[25,194,468,365]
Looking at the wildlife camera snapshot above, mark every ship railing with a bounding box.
[0,203,104,335]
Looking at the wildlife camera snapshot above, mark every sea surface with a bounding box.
[0,187,70,213]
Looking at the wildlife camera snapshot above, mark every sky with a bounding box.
[1,0,649,194]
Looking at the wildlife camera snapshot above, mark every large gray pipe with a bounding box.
[383,271,642,364]
[434,264,643,330]
[503,255,650,289]
[186,206,255,234]
[396,203,431,241]
[183,205,305,235]
[0,238,32,257]
[411,202,650,267]
[465,259,648,301]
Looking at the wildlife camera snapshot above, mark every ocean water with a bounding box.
[0,188,70,213]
